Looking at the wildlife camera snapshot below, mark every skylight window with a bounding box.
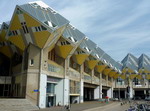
[118,70,121,74]
[60,41,70,46]
[134,70,138,74]
[47,7,57,14]
[103,59,107,64]
[145,58,150,65]
[95,54,99,58]
[30,3,39,8]
[29,1,49,8]
[109,63,113,68]
[68,37,77,42]
[85,37,89,40]
[84,47,90,52]
[77,50,84,54]
[44,21,57,28]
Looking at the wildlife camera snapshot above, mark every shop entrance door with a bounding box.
[47,96,56,107]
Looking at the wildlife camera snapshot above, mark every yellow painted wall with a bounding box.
[33,31,50,48]
[103,68,112,75]
[86,60,98,70]
[10,14,22,30]
[114,74,120,79]
[146,75,150,80]
[108,71,116,77]
[0,30,7,42]
[8,13,25,50]
[139,69,150,73]
[122,68,133,73]
[136,75,142,79]
[8,35,25,50]
[55,45,73,59]
[72,54,88,65]
[120,74,126,79]
[129,74,137,79]
[95,65,106,73]
[23,13,40,27]
[0,46,12,58]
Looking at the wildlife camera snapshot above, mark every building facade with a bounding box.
[0,1,150,108]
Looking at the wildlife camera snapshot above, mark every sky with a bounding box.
[1,0,150,61]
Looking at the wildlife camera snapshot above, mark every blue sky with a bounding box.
[1,0,150,61]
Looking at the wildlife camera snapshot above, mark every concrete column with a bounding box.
[107,88,111,98]
[80,64,84,103]
[111,87,113,98]
[39,74,47,108]
[129,87,133,98]
[55,79,64,106]
[91,69,94,83]
[129,79,133,98]
[94,86,100,99]
[80,80,84,103]
[111,78,114,98]
[63,78,69,105]
[63,57,70,106]
[99,73,102,99]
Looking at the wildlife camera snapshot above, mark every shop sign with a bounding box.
[33,89,39,92]
[47,77,60,83]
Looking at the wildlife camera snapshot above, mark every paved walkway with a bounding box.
[34,101,129,111]
[83,102,129,111]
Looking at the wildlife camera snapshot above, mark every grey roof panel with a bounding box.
[101,53,111,63]
[4,21,10,26]
[114,62,122,70]
[19,2,69,30]
[95,47,105,59]
[0,22,9,30]
[138,54,150,71]
[80,39,98,57]
[121,53,138,71]
[63,24,85,42]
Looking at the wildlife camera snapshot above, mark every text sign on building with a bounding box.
[48,64,61,73]
[69,69,80,79]
[34,89,39,92]
[47,77,60,83]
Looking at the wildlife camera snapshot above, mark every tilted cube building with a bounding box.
[0,1,150,108]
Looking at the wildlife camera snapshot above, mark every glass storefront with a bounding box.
[46,83,56,107]
[46,77,61,107]
[47,83,55,94]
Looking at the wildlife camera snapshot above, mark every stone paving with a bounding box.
[0,99,142,111]
[0,99,38,111]
[34,101,123,111]
[83,102,130,111]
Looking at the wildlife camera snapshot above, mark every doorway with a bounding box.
[46,96,56,107]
